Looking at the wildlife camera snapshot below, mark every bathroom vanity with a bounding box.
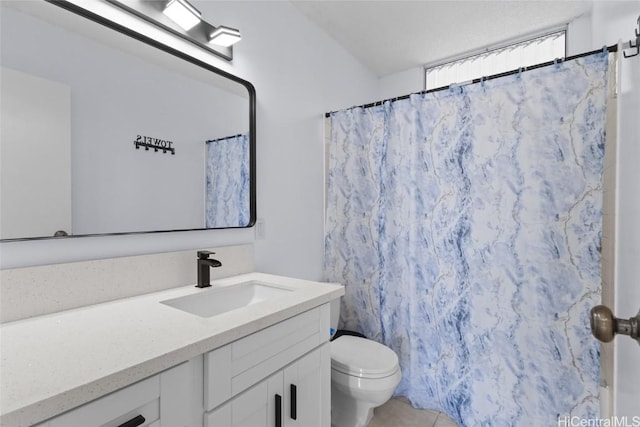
[0,273,344,427]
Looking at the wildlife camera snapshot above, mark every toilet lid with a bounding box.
[330,336,399,378]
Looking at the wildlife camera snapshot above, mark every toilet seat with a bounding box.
[330,336,399,379]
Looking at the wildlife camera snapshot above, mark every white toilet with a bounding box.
[330,299,402,427]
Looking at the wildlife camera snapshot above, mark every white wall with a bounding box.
[202,2,379,280]
[589,1,640,419]
[0,1,377,271]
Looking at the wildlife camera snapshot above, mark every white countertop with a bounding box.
[0,273,344,427]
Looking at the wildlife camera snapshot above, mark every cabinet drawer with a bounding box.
[48,375,160,427]
[41,362,190,427]
[204,304,330,411]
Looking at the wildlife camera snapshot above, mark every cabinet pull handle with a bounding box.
[117,415,145,427]
[290,384,297,420]
[275,394,282,427]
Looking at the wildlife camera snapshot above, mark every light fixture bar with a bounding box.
[209,26,241,47]
[104,0,235,61]
[163,0,201,31]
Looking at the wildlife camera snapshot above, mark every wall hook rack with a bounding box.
[133,134,176,155]
[134,140,176,155]
[623,15,640,58]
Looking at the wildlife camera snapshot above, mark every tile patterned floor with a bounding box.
[368,398,458,427]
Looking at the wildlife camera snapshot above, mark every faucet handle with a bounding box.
[197,250,215,259]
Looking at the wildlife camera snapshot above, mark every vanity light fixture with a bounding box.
[209,26,241,47]
[104,0,240,61]
[162,0,201,31]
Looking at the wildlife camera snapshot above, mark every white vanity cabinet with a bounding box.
[35,362,190,427]
[203,304,331,427]
[1,272,343,427]
[29,303,332,427]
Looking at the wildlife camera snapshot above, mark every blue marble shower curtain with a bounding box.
[205,134,249,227]
[324,52,608,426]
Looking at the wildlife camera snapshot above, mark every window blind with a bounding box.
[425,30,566,90]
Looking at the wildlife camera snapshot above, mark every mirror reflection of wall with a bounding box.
[0,1,252,240]
[0,67,72,240]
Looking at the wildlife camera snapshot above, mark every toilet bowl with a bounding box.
[330,335,402,427]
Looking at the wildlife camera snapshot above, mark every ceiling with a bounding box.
[291,1,593,77]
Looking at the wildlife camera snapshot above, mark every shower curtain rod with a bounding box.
[206,133,245,143]
[324,44,619,118]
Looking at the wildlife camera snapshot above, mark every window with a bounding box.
[424,30,566,90]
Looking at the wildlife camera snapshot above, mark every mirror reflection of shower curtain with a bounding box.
[324,52,609,426]
[205,134,250,228]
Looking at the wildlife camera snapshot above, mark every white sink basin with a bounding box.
[160,281,293,318]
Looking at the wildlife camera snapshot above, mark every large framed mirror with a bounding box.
[0,0,256,241]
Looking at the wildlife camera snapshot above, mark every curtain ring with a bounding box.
[448,84,464,95]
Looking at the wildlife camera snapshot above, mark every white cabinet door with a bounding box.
[267,371,284,427]
[283,344,329,427]
[160,361,191,427]
[205,373,276,427]
[205,345,330,427]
